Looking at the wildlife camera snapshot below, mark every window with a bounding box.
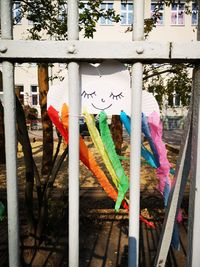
[15,85,24,104]
[31,85,37,93]
[13,1,22,24]
[99,3,114,25]
[192,2,198,25]
[32,95,38,106]
[168,94,174,107]
[171,2,185,25]
[174,94,181,107]
[58,3,68,21]
[168,92,181,107]
[79,1,88,13]
[151,1,164,25]
[31,85,39,106]
[121,1,133,25]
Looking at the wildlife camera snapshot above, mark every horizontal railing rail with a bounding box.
[0,40,200,63]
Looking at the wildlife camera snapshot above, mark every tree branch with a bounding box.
[143,68,179,81]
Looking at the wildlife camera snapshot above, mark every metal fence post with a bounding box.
[0,0,20,266]
[128,1,144,267]
[187,66,200,267]
[67,1,80,267]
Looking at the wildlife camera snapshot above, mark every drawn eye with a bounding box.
[109,92,124,100]
[81,90,96,99]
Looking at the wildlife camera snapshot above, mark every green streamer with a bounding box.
[84,111,125,211]
[118,155,130,161]
[99,111,129,210]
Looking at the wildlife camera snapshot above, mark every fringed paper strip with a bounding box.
[120,111,158,168]
[99,111,129,211]
[84,110,125,211]
[48,105,155,228]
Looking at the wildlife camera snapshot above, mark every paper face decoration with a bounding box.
[47,60,160,116]
[80,60,131,115]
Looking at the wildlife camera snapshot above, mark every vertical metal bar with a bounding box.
[187,66,200,267]
[154,124,191,267]
[132,0,144,41]
[1,1,20,267]
[128,1,144,267]
[188,9,200,266]
[1,1,13,39]
[67,1,80,267]
[153,100,192,267]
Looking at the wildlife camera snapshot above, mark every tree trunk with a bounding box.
[0,99,5,164]
[16,96,39,230]
[110,115,123,155]
[38,63,53,176]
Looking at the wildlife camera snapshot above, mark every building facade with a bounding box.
[0,0,198,123]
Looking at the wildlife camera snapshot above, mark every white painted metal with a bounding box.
[187,66,200,267]
[67,1,80,267]
[129,63,143,267]
[0,0,199,266]
[0,1,13,38]
[128,1,144,267]
[1,1,20,267]
[155,2,200,266]
[171,42,200,61]
[187,7,200,265]
[1,40,200,62]
[0,40,168,61]
[154,121,191,267]
[133,1,144,40]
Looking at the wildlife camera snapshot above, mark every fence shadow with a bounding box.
[0,189,188,267]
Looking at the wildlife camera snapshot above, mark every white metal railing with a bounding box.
[0,1,20,267]
[0,40,199,62]
[129,1,144,266]
[67,1,80,266]
[1,1,200,267]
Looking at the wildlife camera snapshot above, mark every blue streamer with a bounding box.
[120,111,158,169]
[142,113,160,166]
[121,111,175,174]
[120,110,179,250]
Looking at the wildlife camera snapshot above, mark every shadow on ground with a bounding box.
[0,189,188,267]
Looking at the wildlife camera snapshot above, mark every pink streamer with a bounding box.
[147,112,171,194]
[148,112,182,222]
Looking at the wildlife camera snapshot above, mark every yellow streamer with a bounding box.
[84,111,120,190]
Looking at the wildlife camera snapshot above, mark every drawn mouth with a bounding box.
[92,103,112,111]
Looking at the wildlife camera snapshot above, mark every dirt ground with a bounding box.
[0,132,186,266]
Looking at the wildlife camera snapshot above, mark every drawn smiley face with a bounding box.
[47,60,159,117]
[81,86,125,112]
[80,60,131,115]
